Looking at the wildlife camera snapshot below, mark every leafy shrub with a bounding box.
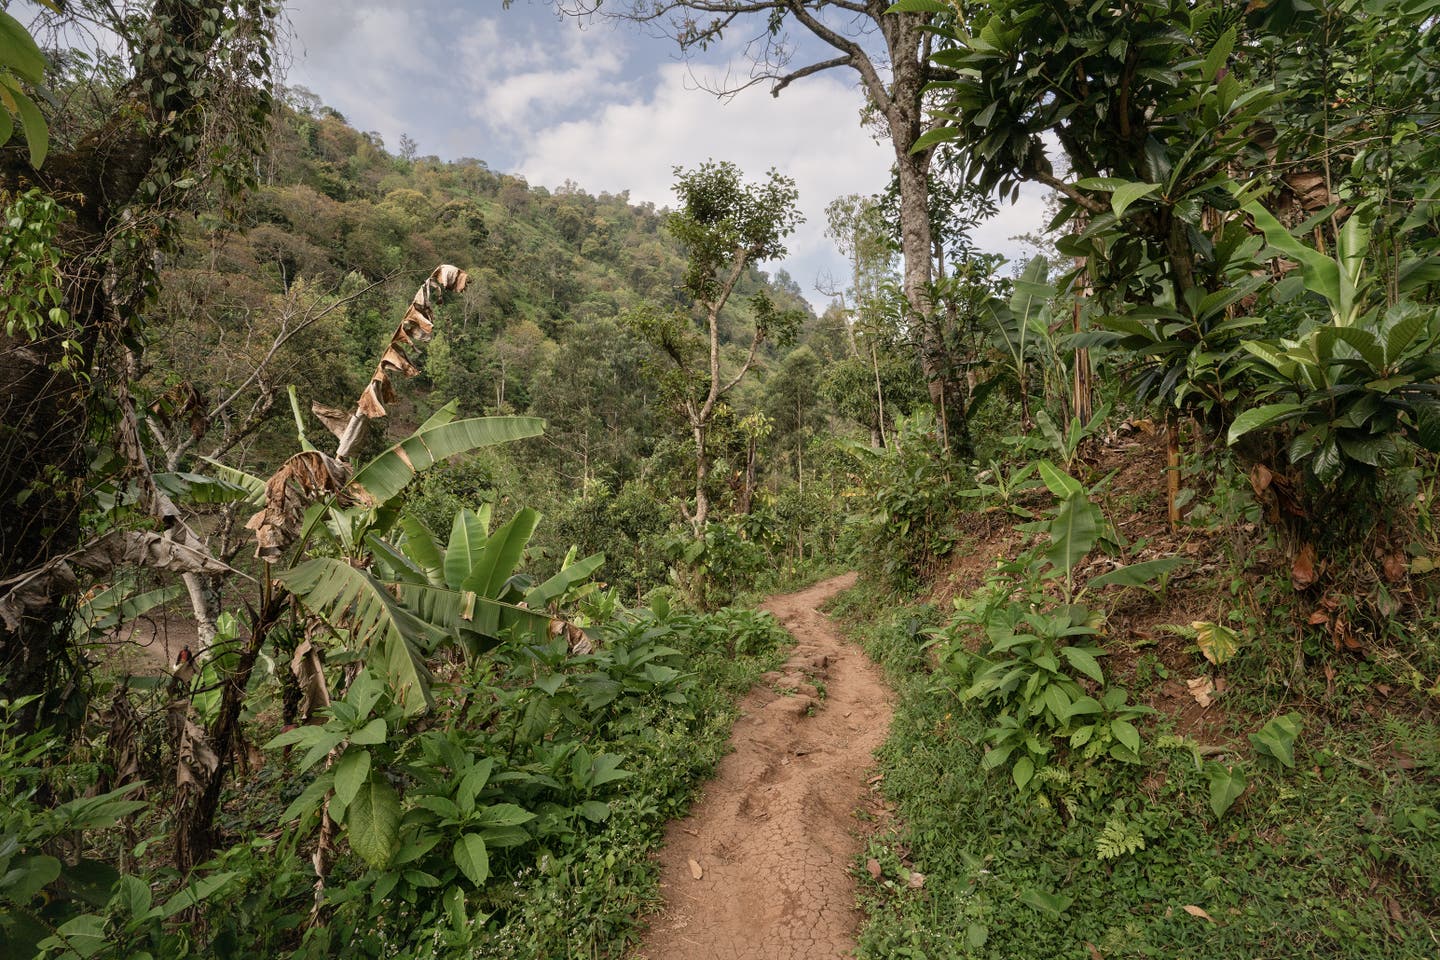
[848,411,963,591]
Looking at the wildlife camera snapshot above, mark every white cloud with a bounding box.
[516,62,892,310]
[461,24,628,131]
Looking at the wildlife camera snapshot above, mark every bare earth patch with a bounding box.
[633,573,893,960]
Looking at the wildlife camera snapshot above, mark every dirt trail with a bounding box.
[634,573,893,960]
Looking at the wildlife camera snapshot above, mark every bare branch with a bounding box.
[772,54,852,96]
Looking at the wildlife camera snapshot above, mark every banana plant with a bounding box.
[201,399,566,715]
[984,255,1053,427]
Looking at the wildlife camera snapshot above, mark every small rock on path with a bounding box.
[633,573,894,960]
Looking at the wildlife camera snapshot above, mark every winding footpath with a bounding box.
[634,573,894,960]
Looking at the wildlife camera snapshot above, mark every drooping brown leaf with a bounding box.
[310,402,352,441]
[866,858,882,879]
[246,451,353,561]
[380,344,419,377]
[1291,543,1318,591]
[291,637,332,724]
[1182,904,1216,923]
[175,715,219,792]
[105,688,143,790]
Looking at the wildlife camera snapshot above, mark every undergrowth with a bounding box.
[831,581,1440,960]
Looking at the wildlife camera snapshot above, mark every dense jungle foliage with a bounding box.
[2,0,1439,956]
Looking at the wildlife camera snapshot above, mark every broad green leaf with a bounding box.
[157,871,237,920]
[1036,460,1082,499]
[1012,755,1034,790]
[1060,646,1105,684]
[347,774,401,867]
[577,800,611,822]
[349,717,387,746]
[395,580,552,652]
[1041,684,1070,721]
[1088,556,1189,589]
[153,471,257,505]
[1244,201,1340,313]
[456,757,494,812]
[365,533,429,586]
[109,874,152,918]
[39,914,107,958]
[1227,402,1304,445]
[350,416,544,505]
[465,507,540,597]
[1111,182,1161,219]
[1335,211,1371,324]
[1202,28,1236,82]
[278,558,436,715]
[397,513,445,581]
[885,0,952,10]
[1384,308,1429,365]
[1018,887,1073,918]
[1043,494,1102,577]
[1248,713,1302,768]
[525,551,604,609]
[0,12,47,82]
[445,508,490,591]
[475,803,535,828]
[587,753,632,787]
[443,884,467,932]
[196,457,267,504]
[3,854,59,903]
[1206,762,1247,819]
[1192,620,1241,665]
[333,748,371,807]
[1111,718,1141,756]
[452,833,489,886]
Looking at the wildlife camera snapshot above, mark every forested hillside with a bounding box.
[2,1,1438,958]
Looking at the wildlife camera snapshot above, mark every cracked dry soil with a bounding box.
[633,573,894,960]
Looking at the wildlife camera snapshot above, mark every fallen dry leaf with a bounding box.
[1291,543,1318,591]
[866,858,882,880]
[688,859,703,880]
[1186,677,1216,708]
[907,871,925,890]
[1086,943,1105,960]
[1249,463,1273,497]
[1386,897,1404,922]
[1183,904,1216,923]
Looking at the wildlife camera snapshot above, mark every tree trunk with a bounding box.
[692,423,709,537]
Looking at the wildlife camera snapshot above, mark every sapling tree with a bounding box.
[631,161,804,539]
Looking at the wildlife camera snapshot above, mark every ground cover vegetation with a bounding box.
[3,0,1440,956]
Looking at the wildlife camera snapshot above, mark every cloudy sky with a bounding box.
[283,0,1048,311]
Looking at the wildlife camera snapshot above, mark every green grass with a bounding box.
[831,583,1440,960]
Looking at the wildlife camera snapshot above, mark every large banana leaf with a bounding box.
[153,472,258,505]
[195,458,267,505]
[395,581,552,656]
[397,513,445,584]
[278,558,438,715]
[525,552,605,610]
[464,508,540,597]
[350,416,544,505]
[444,507,491,591]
